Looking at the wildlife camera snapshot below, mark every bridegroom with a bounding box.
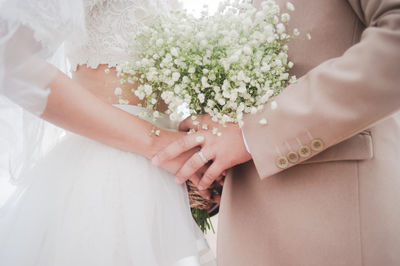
[153,0,400,265]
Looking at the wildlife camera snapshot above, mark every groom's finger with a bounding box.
[198,162,223,190]
[199,189,211,201]
[187,174,201,187]
[186,173,201,188]
[188,165,210,186]
[174,148,214,184]
[152,134,206,166]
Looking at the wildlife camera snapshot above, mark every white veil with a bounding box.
[0,0,87,184]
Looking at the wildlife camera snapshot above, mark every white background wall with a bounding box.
[180,0,221,16]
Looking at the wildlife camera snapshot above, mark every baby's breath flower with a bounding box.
[172,72,180,82]
[217,98,226,105]
[198,93,205,103]
[243,45,252,55]
[119,99,130,105]
[209,73,216,81]
[117,0,298,125]
[196,136,205,143]
[114,87,122,96]
[281,13,290,23]
[188,67,196,74]
[259,118,268,125]
[289,75,297,84]
[143,84,153,96]
[156,39,164,47]
[286,2,295,11]
[153,111,160,118]
[276,23,286,34]
[170,47,179,57]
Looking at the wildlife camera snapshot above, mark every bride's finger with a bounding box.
[174,149,214,184]
[152,133,206,166]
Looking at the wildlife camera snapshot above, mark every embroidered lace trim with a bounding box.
[66,0,169,71]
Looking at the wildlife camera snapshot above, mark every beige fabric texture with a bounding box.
[217,0,400,265]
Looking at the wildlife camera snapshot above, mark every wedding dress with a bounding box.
[0,0,214,265]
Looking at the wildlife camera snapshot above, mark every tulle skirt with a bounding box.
[0,105,214,266]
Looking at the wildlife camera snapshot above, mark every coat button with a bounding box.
[276,156,289,169]
[299,145,311,158]
[287,152,299,163]
[311,139,324,151]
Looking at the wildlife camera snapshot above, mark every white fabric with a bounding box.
[0,105,211,265]
[66,0,170,71]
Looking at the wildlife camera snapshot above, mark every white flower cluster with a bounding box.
[117,0,297,126]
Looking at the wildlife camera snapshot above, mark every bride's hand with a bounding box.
[149,129,205,182]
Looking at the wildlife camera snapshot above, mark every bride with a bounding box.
[0,0,215,265]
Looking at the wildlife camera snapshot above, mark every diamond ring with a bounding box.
[197,151,208,163]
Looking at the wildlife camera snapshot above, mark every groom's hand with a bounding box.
[152,115,252,190]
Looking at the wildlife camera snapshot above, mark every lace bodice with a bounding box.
[66,0,171,71]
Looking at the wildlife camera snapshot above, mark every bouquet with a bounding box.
[117,0,301,232]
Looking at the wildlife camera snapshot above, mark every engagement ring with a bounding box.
[197,151,208,163]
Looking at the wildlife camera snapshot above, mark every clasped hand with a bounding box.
[152,114,252,195]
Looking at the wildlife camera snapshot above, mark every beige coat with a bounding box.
[217,0,400,265]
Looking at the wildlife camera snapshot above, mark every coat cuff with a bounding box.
[241,82,332,180]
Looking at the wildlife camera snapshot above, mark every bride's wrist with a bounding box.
[143,128,174,160]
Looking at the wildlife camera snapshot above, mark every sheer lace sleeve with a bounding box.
[0,0,86,51]
[0,0,87,114]
[66,0,171,71]
[0,0,86,182]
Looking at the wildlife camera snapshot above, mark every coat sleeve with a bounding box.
[242,0,400,179]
